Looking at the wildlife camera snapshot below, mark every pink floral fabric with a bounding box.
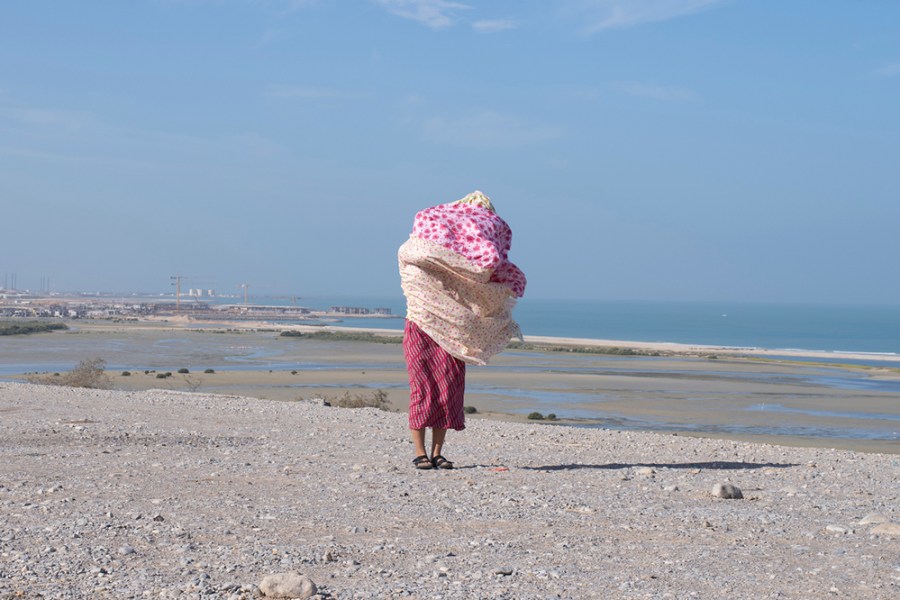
[410,203,526,298]
[399,197,526,366]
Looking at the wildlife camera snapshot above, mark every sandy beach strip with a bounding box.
[1,382,898,599]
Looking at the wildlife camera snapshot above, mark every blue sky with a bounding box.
[1,1,898,304]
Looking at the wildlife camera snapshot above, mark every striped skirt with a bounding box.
[403,319,466,430]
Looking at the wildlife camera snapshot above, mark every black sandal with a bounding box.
[412,455,433,470]
[431,455,454,470]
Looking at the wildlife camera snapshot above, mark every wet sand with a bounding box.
[3,320,899,454]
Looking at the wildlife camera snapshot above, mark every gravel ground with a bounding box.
[1,382,898,599]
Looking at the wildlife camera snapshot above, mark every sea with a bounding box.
[232,296,900,364]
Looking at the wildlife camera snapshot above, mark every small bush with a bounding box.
[164,372,172,377]
[27,358,111,389]
[280,330,402,344]
[546,413,557,421]
[121,371,131,376]
[291,370,298,375]
[317,390,389,411]
[183,374,202,392]
[463,405,478,414]
[527,412,545,420]
[144,370,150,375]
[177,368,189,374]
[203,368,215,374]
[0,321,68,336]
[156,373,168,379]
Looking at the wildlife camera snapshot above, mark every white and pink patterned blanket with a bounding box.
[399,201,526,365]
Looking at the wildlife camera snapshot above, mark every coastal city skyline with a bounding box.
[2,1,899,304]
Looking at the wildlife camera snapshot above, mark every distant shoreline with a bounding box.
[167,315,900,367]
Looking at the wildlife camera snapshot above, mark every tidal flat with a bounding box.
[2,320,899,453]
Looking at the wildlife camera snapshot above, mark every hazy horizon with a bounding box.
[2,1,899,306]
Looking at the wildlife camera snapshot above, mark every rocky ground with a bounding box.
[1,382,898,599]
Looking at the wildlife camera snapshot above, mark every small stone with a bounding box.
[152,514,165,522]
[825,525,847,534]
[258,572,317,599]
[635,467,655,476]
[493,567,513,576]
[118,545,136,555]
[858,512,889,525]
[870,523,900,536]
[663,485,679,492]
[711,483,743,499]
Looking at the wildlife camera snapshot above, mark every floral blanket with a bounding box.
[398,201,526,366]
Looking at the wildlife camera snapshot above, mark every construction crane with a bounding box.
[171,275,184,311]
[171,275,213,310]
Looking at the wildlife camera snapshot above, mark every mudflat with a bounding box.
[3,321,899,453]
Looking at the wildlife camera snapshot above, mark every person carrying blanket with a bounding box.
[398,191,527,470]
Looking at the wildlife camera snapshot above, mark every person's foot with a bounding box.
[431,455,454,469]
[412,455,433,470]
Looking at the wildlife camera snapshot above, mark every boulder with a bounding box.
[259,572,317,599]
[711,483,743,499]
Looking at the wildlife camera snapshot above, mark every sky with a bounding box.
[1,0,899,304]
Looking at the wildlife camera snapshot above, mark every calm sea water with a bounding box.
[240,296,900,357]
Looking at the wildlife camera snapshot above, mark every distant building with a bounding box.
[330,306,392,316]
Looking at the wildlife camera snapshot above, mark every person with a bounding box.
[398,191,526,470]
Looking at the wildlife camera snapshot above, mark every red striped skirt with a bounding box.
[403,319,466,431]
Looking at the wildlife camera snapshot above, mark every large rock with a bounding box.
[259,572,317,599]
[711,483,743,499]
[870,523,900,536]
[858,512,889,525]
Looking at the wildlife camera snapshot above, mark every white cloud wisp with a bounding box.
[374,0,470,29]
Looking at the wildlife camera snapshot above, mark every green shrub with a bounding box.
[27,358,110,389]
[121,371,131,376]
[280,330,402,344]
[313,390,389,411]
[177,368,189,374]
[0,321,68,336]
[203,368,215,374]
[463,405,478,414]
[527,412,544,420]
[156,373,168,379]
[546,413,557,421]
[291,370,298,375]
